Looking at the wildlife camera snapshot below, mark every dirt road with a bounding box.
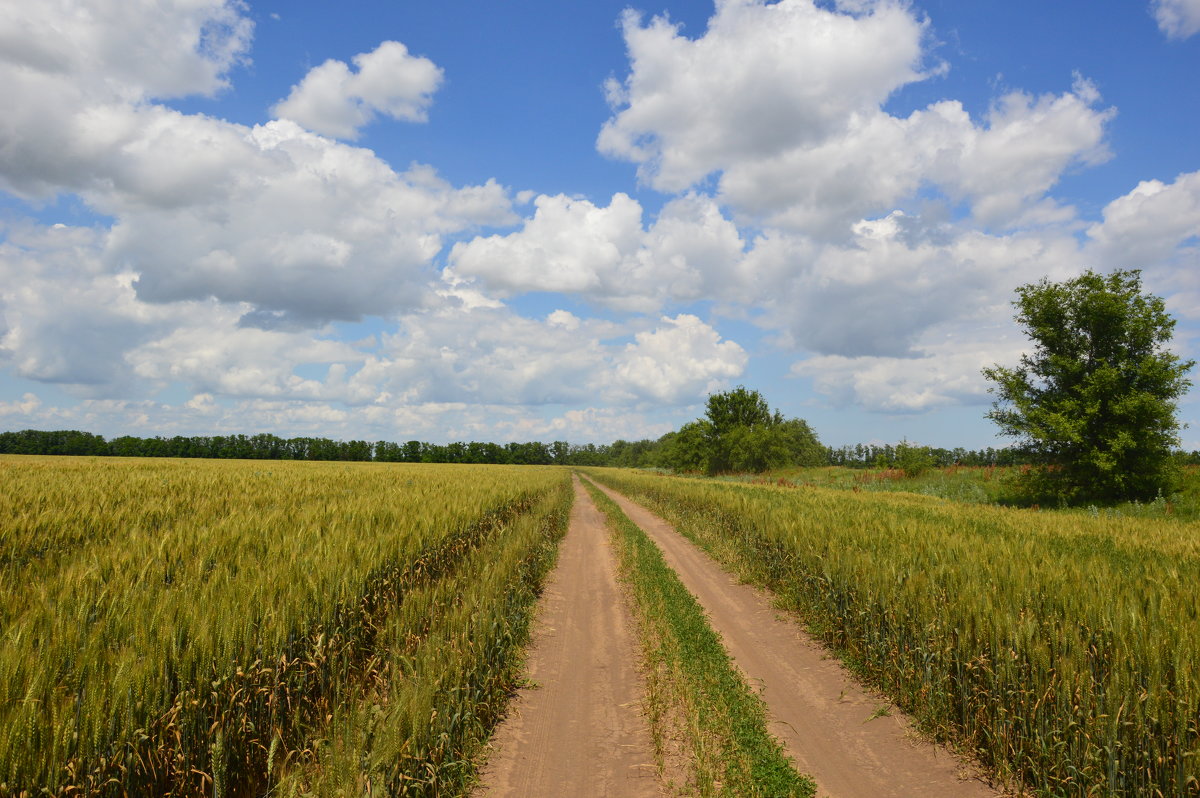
[474,476,660,797]
[588,478,1002,798]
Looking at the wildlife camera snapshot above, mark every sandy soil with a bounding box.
[474,476,661,798]
[588,478,1004,798]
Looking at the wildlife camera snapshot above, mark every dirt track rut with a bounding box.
[588,477,1002,798]
[474,476,660,798]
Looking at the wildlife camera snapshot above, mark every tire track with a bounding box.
[586,477,1003,798]
[475,476,661,797]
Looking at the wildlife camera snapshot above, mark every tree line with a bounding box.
[0,429,576,465]
[4,426,1196,470]
[826,443,1030,469]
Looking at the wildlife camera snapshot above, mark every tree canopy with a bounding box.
[660,386,824,474]
[982,269,1194,503]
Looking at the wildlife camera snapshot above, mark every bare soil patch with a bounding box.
[474,477,661,797]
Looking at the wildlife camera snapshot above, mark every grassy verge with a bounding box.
[581,478,814,798]
[689,464,1200,522]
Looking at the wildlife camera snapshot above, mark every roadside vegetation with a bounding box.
[585,467,1200,797]
[691,463,1200,522]
[0,456,569,797]
[582,478,814,798]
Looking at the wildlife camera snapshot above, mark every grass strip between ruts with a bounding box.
[581,477,814,798]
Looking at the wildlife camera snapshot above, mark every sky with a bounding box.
[0,0,1198,450]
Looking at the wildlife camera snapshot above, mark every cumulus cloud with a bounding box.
[447,192,744,310]
[0,0,1194,438]
[782,175,1200,411]
[1086,170,1200,324]
[0,0,252,198]
[0,0,251,102]
[614,314,747,403]
[100,116,514,324]
[499,407,677,443]
[272,41,443,139]
[127,312,364,401]
[937,77,1113,226]
[0,1,514,327]
[1,218,745,421]
[792,326,1026,413]
[599,0,928,192]
[1152,0,1200,38]
[0,223,159,393]
[1087,170,1200,271]
[741,211,1084,358]
[600,0,1113,237]
[0,2,748,436]
[0,221,367,398]
[367,305,746,407]
[0,393,41,419]
[0,391,680,445]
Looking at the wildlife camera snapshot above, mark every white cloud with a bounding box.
[0,0,252,198]
[0,0,1194,439]
[272,41,443,139]
[1152,0,1200,38]
[367,304,745,408]
[483,407,677,444]
[98,115,514,324]
[447,192,744,310]
[0,0,514,328]
[0,223,162,392]
[0,216,746,411]
[0,393,41,418]
[0,221,378,400]
[0,2,749,435]
[127,314,364,401]
[600,0,1113,237]
[0,391,681,444]
[0,0,251,102]
[741,211,1084,358]
[1087,170,1200,272]
[614,314,747,403]
[784,177,1200,411]
[937,78,1113,226]
[599,0,928,192]
[1085,171,1200,325]
[792,321,1028,413]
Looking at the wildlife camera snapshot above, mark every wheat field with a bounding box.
[586,467,1200,797]
[0,455,570,796]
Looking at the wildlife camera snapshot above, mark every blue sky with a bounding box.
[1,0,1197,449]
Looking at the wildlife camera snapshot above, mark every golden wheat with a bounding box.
[0,455,569,797]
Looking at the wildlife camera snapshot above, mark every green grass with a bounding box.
[684,464,1200,522]
[582,478,814,798]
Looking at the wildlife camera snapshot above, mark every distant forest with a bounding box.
[0,427,1112,469]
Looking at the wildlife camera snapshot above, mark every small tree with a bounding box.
[895,439,936,478]
[982,269,1194,503]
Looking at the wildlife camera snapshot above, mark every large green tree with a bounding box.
[983,269,1194,503]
